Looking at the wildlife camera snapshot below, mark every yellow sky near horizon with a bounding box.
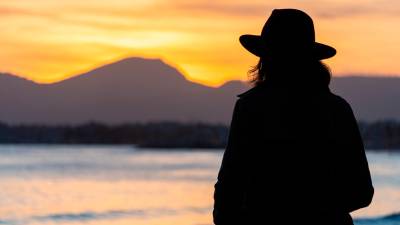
[1,0,400,87]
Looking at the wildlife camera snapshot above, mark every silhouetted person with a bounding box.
[213,9,374,225]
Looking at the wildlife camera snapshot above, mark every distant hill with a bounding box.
[330,76,400,121]
[0,57,399,124]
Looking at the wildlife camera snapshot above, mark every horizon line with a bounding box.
[1,56,400,88]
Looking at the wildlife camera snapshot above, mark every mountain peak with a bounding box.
[91,57,167,72]
[112,57,164,66]
[58,57,187,85]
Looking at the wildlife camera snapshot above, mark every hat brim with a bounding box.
[239,34,336,60]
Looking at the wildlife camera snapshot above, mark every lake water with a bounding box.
[0,145,399,225]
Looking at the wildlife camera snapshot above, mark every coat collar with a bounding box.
[237,81,331,98]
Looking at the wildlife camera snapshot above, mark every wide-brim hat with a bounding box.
[240,9,336,60]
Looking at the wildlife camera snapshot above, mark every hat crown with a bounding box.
[239,8,336,59]
[261,9,316,51]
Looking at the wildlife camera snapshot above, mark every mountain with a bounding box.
[0,58,247,124]
[330,76,400,121]
[0,57,399,124]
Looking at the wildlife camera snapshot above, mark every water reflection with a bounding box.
[0,145,398,225]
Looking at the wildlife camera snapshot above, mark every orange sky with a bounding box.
[1,0,400,87]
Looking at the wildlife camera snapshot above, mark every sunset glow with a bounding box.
[1,0,400,86]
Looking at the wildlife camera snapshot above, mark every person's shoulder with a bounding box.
[328,92,354,114]
[329,92,349,105]
[237,86,257,98]
[236,83,268,99]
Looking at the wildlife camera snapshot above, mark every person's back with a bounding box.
[213,8,374,225]
[229,83,372,224]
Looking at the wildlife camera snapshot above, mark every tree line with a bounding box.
[0,121,399,150]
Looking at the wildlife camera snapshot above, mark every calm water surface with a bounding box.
[0,145,399,225]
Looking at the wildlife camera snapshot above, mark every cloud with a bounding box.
[172,2,275,17]
[0,6,37,16]
[299,0,400,19]
[167,1,400,19]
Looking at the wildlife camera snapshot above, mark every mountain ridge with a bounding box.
[0,57,399,124]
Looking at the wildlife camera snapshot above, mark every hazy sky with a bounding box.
[1,0,400,86]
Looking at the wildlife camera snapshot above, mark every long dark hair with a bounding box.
[248,57,331,88]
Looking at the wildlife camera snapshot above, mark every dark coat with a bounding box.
[213,82,374,225]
